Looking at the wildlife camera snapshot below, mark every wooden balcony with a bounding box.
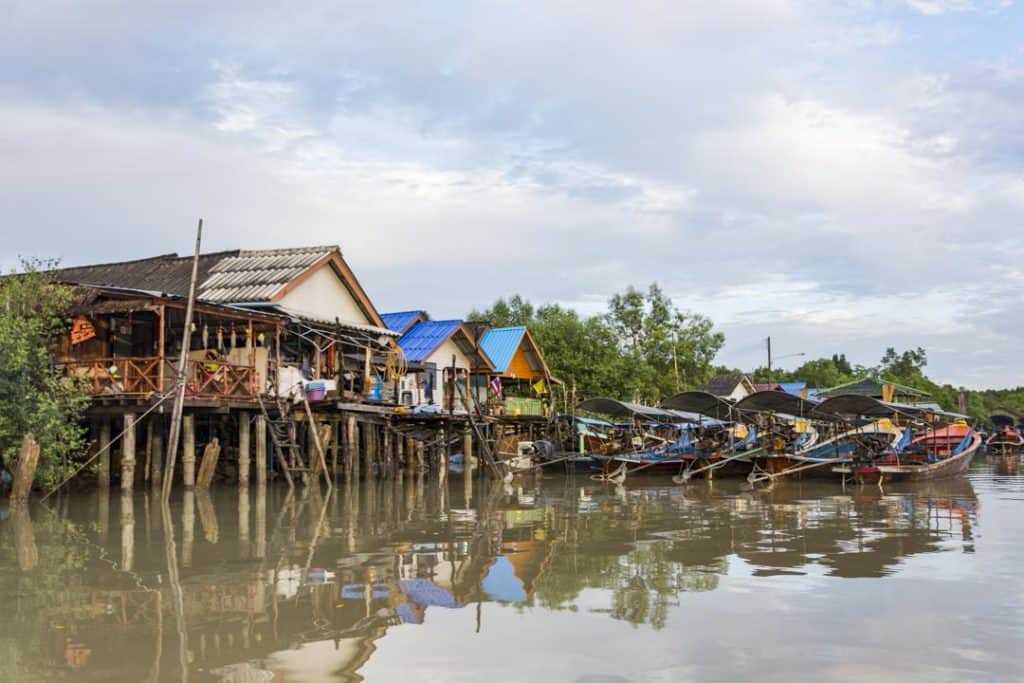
[62,356,259,402]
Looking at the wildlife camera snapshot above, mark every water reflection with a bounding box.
[0,464,1008,682]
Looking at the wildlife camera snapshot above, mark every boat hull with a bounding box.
[835,434,981,482]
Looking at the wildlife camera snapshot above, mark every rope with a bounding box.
[40,388,175,501]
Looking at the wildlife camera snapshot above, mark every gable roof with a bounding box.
[817,376,930,400]
[778,382,807,396]
[397,320,462,362]
[54,245,387,328]
[478,327,555,380]
[701,374,753,397]
[381,310,427,335]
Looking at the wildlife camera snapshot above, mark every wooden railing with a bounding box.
[62,356,257,401]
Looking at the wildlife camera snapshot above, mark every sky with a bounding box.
[1,1,1022,389]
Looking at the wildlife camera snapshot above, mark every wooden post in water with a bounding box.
[347,415,359,481]
[238,484,250,556]
[382,425,391,479]
[182,415,196,489]
[120,491,135,572]
[331,417,340,479]
[11,504,37,571]
[151,417,164,488]
[182,490,195,567]
[196,437,221,490]
[255,414,267,486]
[98,417,112,490]
[144,418,153,484]
[121,413,136,494]
[406,437,415,475]
[10,433,39,504]
[255,484,266,559]
[362,420,373,480]
[238,412,251,486]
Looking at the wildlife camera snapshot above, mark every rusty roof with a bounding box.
[55,246,336,303]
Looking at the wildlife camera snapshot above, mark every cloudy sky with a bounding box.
[2,1,1021,388]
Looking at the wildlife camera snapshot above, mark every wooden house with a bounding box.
[478,327,557,416]
[386,317,494,411]
[54,245,399,405]
[701,374,756,401]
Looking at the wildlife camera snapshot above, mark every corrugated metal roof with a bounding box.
[380,310,425,335]
[479,327,526,374]
[397,320,462,362]
[55,251,235,297]
[200,246,334,302]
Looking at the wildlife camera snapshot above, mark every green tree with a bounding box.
[0,259,89,486]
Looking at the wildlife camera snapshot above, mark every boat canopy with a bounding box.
[813,394,931,418]
[734,390,820,417]
[660,391,735,421]
[990,413,1017,428]
[576,398,680,421]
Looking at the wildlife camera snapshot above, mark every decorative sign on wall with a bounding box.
[70,316,97,345]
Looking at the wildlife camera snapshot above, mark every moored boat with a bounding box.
[985,414,1024,456]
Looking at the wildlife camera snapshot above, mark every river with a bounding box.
[1,455,1022,682]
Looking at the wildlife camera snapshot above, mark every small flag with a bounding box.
[532,379,547,395]
[489,376,503,399]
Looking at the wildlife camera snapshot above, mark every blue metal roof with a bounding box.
[380,310,423,334]
[479,327,526,373]
[779,382,807,396]
[397,320,462,362]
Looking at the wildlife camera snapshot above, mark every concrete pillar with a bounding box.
[238,412,251,486]
[182,415,196,489]
[255,414,267,486]
[98,417,112,490]
[121,413,136,493]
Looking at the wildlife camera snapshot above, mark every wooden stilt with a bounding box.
[195,438,221,490]
[182,415,196,490]
[120,491,135,571]
[11,434,40,504]
[151,419,164,488]
[144,419,154,484]
[238,412,251,486]
[121,413,136,494]
[98,417,112,490]
[255,414,267,486]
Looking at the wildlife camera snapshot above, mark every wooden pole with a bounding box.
[151,418,164,488]
[10,433,40,504]
[238,412,251,486]
[347,415,358,481]
[195,437,221,490]
[162,218,203,501]
[98,417,112,490]
[121,413,136,494]
[144,418,153,484]
[121,491,135,571]
[255,414,267,485]
[182,415,196,490]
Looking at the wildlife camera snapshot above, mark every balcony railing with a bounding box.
[62,356,258,401]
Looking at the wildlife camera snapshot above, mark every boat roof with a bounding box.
[660,391,736,421]
[734,390,820,417]
[990,413,1017,427]
[576,398,682,421]
[813,394,935,419]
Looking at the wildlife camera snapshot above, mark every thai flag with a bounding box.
[489,376,503,399]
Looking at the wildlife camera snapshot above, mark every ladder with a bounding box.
[257,393,309,488]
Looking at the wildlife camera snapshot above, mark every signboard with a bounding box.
[70,316,96,345]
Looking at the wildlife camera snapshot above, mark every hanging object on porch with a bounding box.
[257,332,266,347]
[230,322,237,350]
[202,323,209,350]
[217,324,225,353]
[69,316,96,345]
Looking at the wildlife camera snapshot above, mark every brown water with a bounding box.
[1,456,1022,682]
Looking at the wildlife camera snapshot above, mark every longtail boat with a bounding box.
[985,414,1023,456]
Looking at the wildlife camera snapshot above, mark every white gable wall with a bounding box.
[277,264,369,324]
[398,338,475,409]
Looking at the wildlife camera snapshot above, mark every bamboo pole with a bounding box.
[98,417,111,490]
[255,413,267,485]
[121,413,136,493]
[162,218,203,501]
[182,415,196,489]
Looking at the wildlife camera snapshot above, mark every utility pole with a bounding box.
[766,336,772,384]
